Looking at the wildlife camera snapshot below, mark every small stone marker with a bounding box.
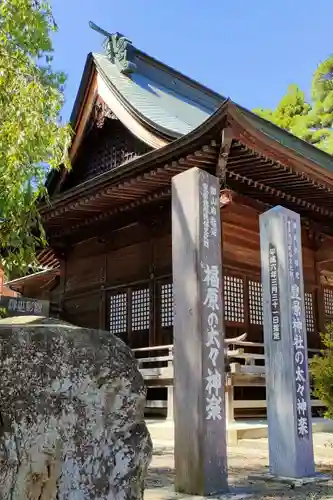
[172,167,228,495]
[259,205,315,478]
[0,295,49,317]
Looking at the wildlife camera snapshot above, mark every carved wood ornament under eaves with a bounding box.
[93,100,117,129]
[216,127,233,184]
[217,127,233,208]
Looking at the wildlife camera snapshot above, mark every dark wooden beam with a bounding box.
[48,195,171,246]
[216,127,233,182]
[315,237,333,264]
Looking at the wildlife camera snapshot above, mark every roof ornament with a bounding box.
[89,21,137,75]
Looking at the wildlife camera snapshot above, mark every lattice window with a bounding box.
[161,283,173,327]
[304,292,315,332]
[109,292,127,335]
[324,287,333,317]
[224,275,245,323]
[62,122,150,191]
[248,280,263,325]
[132,288,150,331]
[83,125,149,181]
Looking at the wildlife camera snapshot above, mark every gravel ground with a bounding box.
[145,433,333,499]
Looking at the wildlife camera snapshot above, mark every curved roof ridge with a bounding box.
[89,21,223,103]
[93,51,223,140]
[229,103,333,175]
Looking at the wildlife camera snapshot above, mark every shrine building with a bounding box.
[8,26,333,420]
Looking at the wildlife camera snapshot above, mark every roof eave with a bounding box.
[228,104,333,187]
[41,97,333,218]
[40,98,231,214]
[46,54,96,194]
[6,268,60,292]
[70,53,95,127]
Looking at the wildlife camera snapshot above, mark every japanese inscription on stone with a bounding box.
[200,180,223,421]
[0,296,50,317]
[268,243,281,341]
[172,167,228,494]
[287,217,310,438]
[260,206,314,478]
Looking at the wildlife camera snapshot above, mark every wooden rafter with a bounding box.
[216,127,233,184]
[42,99,333,240]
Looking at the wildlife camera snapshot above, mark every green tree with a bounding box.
[0,0,71,275]
[311,325,333,419]
[254,84,311,131]
[307,55,333,153]
[253,56,333,154]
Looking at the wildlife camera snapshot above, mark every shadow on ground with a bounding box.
[146,449,333,499]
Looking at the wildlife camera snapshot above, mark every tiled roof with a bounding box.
[93,51,222,138]
[93,31,333,173]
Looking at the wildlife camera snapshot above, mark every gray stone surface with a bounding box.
[248,472,331,488]
[172,168,227,496]
[0,316,152,500]
[259,206,315,478]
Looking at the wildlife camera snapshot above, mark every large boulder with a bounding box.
[0,316,152,500]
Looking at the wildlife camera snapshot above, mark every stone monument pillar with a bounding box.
[259,206,315,478]
[172,167,228,495]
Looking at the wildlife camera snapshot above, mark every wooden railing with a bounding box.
[133,344,174,419]
[223,341,322,421]
[132,341,324,421]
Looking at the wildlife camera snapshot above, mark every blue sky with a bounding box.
[51,0,333,122]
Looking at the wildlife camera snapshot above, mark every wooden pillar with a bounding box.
[225,379,235,424]
[314,258,325,343]
[260,206,315,478]
[99,287,106,330]
[172,167,228,495]
[57,249,67,320]
[166,385,174,421]
[99,254,107,330]
[0,267,4,295]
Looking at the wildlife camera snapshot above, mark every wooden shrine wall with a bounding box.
[60,210,172,346]
[54,197,332,349]
[61,119,150,192]
[221,201,319,348]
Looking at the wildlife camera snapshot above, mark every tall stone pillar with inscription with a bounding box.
[172,167,228,495]
[260,206,315,478]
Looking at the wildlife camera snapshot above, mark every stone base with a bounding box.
[248,472,331,488]
[227,418,333,446]
[144,486,252,500]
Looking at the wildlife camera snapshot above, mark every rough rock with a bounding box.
[0,316,152,500]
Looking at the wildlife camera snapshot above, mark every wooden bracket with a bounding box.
[50,241,70,261]
[307,228,326,252]
[216,127,233,183]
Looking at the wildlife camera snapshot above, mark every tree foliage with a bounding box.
[253,56,333,154]
[0,0,71,275]
[311,325,333,419]
[254,84,310,131]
